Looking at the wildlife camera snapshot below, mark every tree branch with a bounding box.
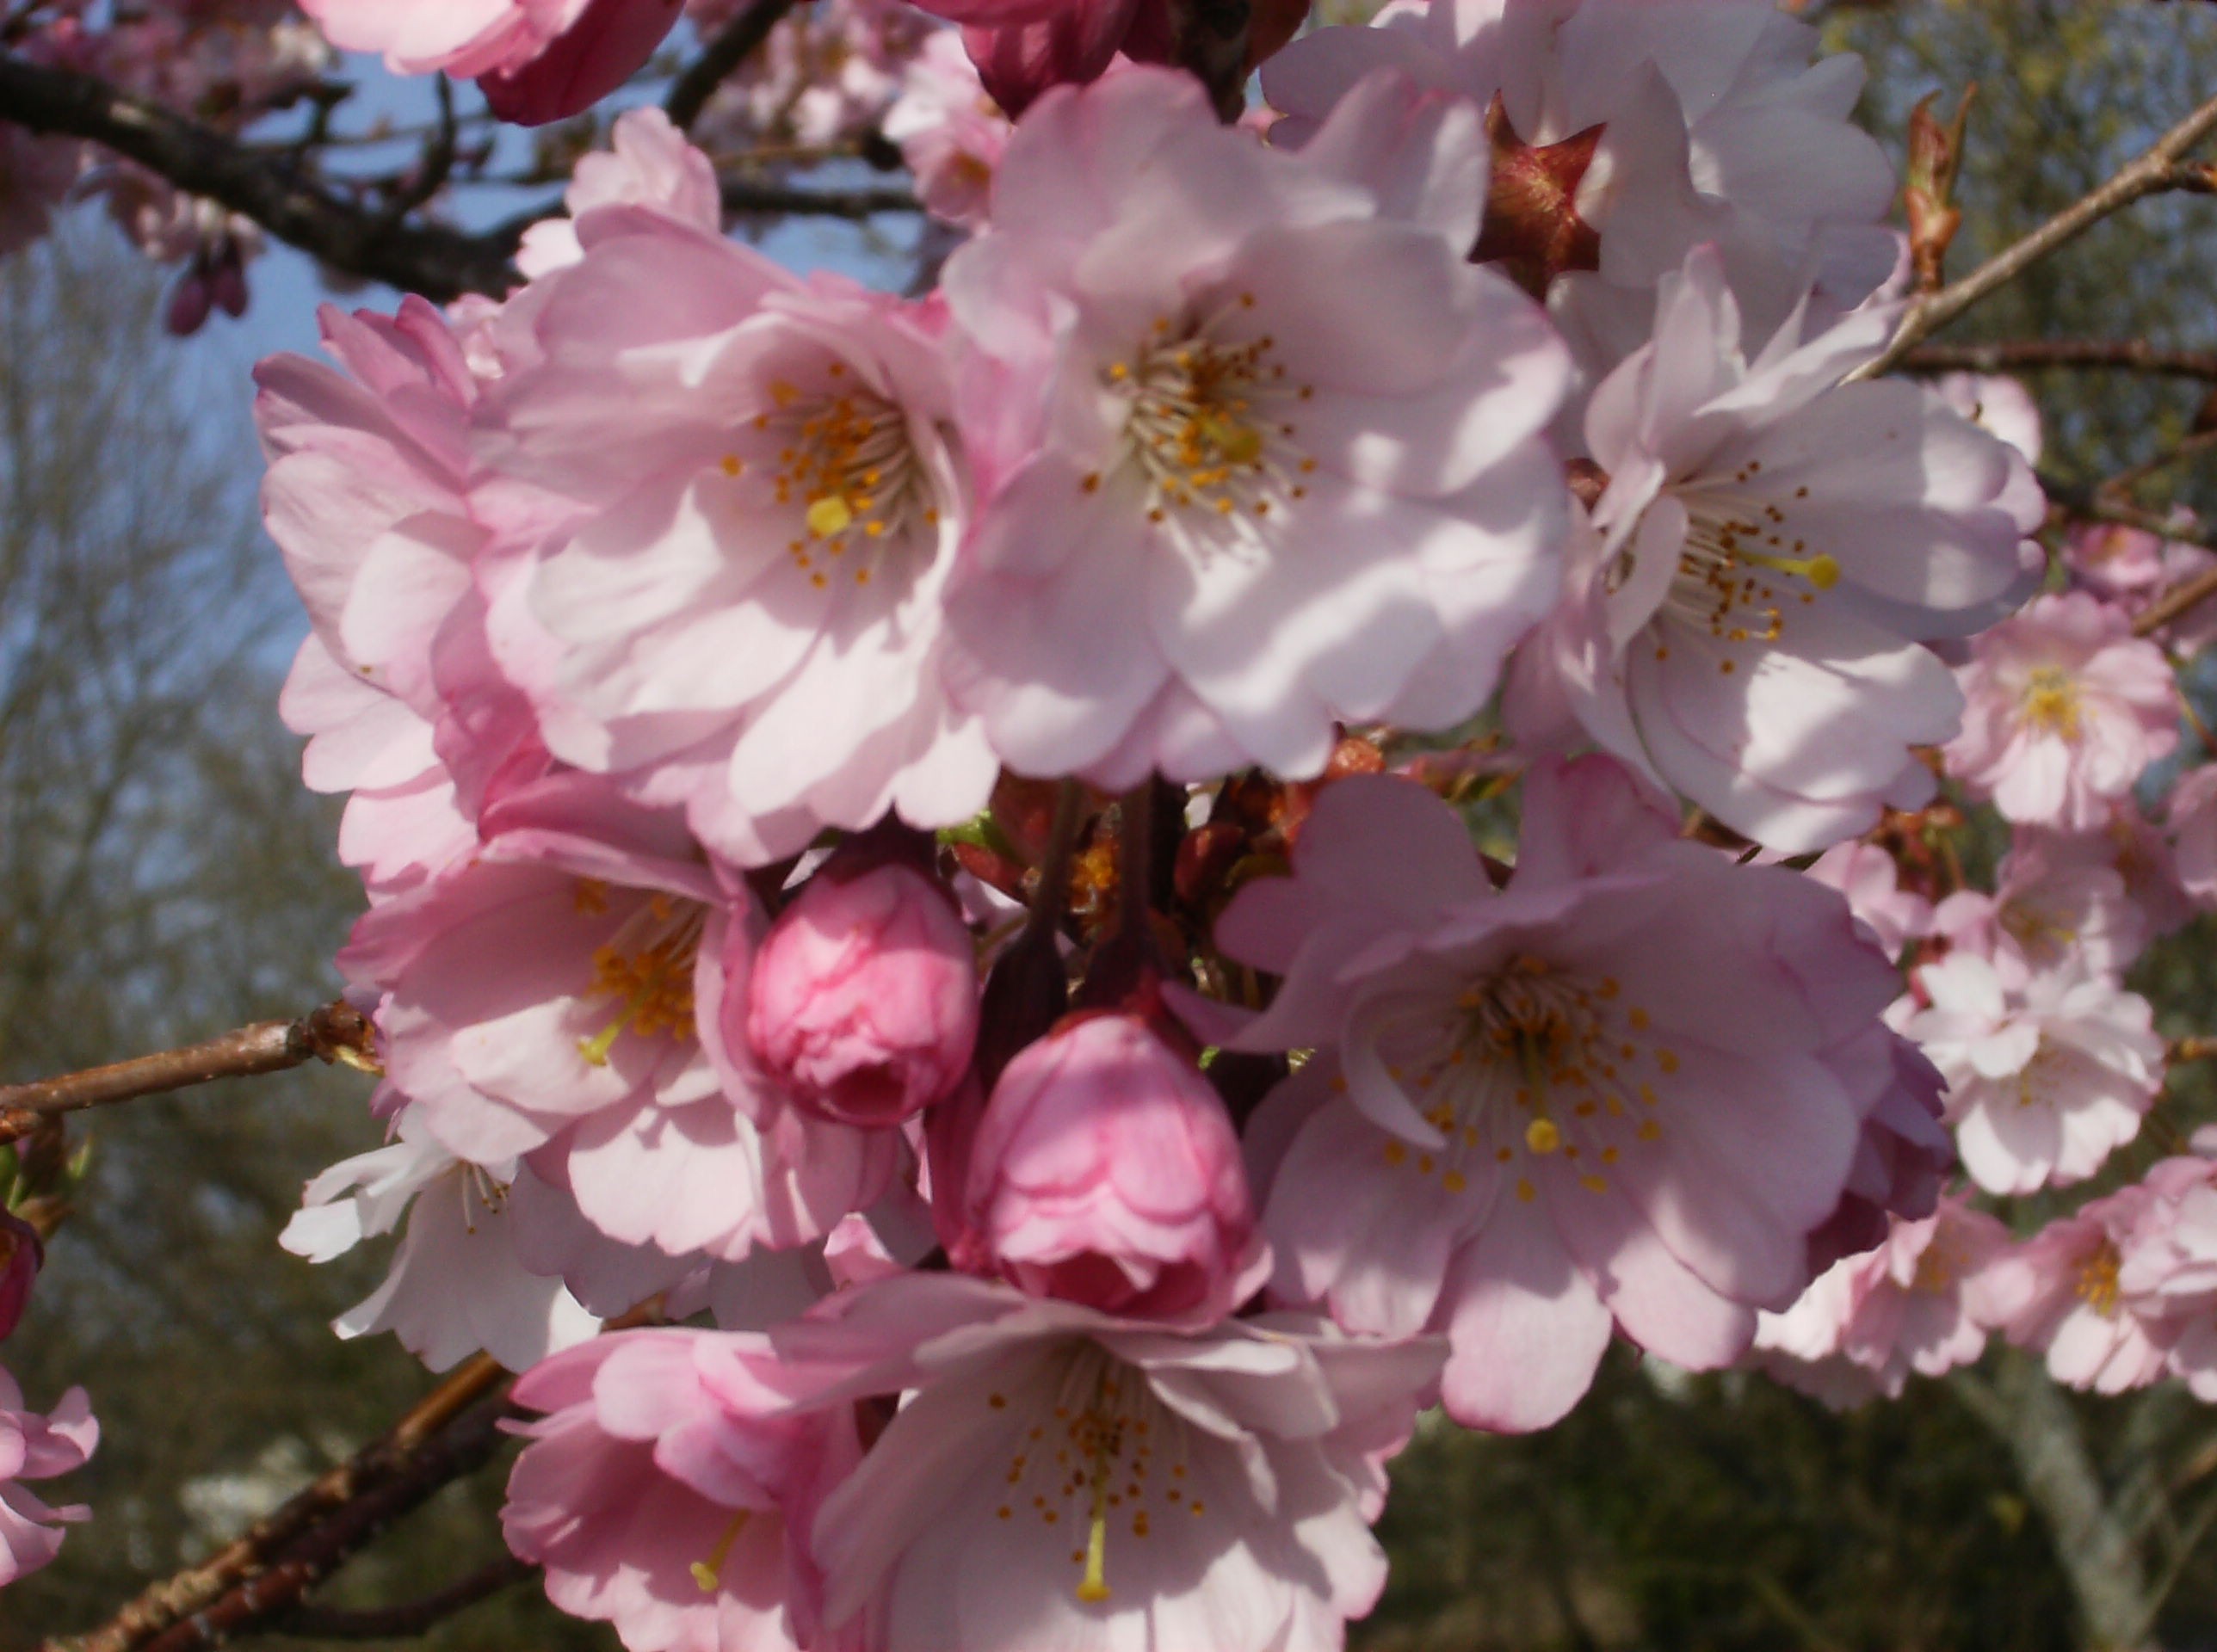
[1856,90,2217,380]
[0,51,516,300]
[1905,339,2217,381]
[666,0,800,132]
[721,176,919,218]
[0,1002,377,1142]
[46,1356,511,1652]
[271,1556,538,1642]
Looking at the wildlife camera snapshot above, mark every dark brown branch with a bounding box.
[1857,91,2217,379]
[721,177,919,218]
[0,51,516,300]
[1167,0,1253,120]
[666,0,800,132]
[271,1556,539,1642]
[0,1002,376,1140]
[49,1356,511,1652]
[1905,339,2217,382]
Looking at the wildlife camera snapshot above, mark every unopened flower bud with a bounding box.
[960,1013,1267,1326]
[0,1211,44,1341]
[740,860,979,1129]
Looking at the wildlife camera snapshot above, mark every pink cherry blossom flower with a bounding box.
[0,1214,40,1342]
[1944,591,2179,831]
[1930,832,2148,986]
[781,1272,1443,1651]
[1263,0,1897,372]
[956,1010,1270,1327]
[516,106,724,279]
[882,29,1011,231]
[485,197,995,866]
[2169,763,2217,909]
[1219,757,1917,1432]
[503,1328,860,1652]
[1805,841,1931,962]
[1754,1193,2010,1408]
[1934,373,2043,467]
[1900,952,2162,1196]
[348,784,898,1263]
[741,847,979,1129]
[281,1104,603,1373]
[2110,1156,2217,1400]
[941,65,1570,789]
[0,1365,96,1588]
[1982,1165,2210,1395]
[299,0,683,124]
[1806,1021,1952,1277]
[256,293,574,893]
[1508,247,2041,854]
[2063,517,2217,654]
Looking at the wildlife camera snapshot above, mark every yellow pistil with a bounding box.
[690,1510,751,1593]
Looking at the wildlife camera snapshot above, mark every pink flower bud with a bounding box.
[960,1013,1267,1327]
[480,0,685,126]
[0,1211,43,1341]
[739,861,979,1130]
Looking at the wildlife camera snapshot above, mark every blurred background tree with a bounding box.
[13,3,2217,1649]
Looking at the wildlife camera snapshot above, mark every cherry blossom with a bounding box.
[742,844,979,1129]
[1754,1193,2010,1408]
[1805,840,1932,963]
[1930,833,2149,986]
[503,1328,861,1652]
[344,784,899,1264]
[941,65,1571,787]
[1509,246,2041,854]
[1220,758,1918,1431]
[1984,1165,2210,1396]
[2169,762,2217,908]
[1900,951,2163,1197]
[485,195,996,866]
[281,1104,603,1373]
[1944,591,2180,831]
[955,1009,1270,1328]
[0,1367,96,1588]
[783,1272,1443,1652]
[0,1216,40,1343]
[297,0,685,124]
[883,28,1012,231]
[1263,0,1898,379]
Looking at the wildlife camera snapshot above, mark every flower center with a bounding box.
[2022,666,2084,740]
[727,368,936,594]
[1640,469,1838,674]
[988,1346,1201,1607]
[1092,304,1318,541]
[1364,955,1677,1204]
[575,885,708,1066]
[2075,1242,2122,1316]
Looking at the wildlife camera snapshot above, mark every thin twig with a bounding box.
[48,1356,510,1652]
[2103,428,2217,501]
[0,51,516,300]
[2041,472,2217,554]
[2138,563,2217,638]
[0,1002,377,1141]
[1905,339,2217,382]
[666,0,800,131]
[270,1555,538,1641]
[1856,91,2217,380]
[721,177,918,218]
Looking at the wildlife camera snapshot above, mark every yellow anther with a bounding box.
[1525,1118,1562,1155]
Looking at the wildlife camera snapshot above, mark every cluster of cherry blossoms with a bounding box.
[22,0,2217,1643]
